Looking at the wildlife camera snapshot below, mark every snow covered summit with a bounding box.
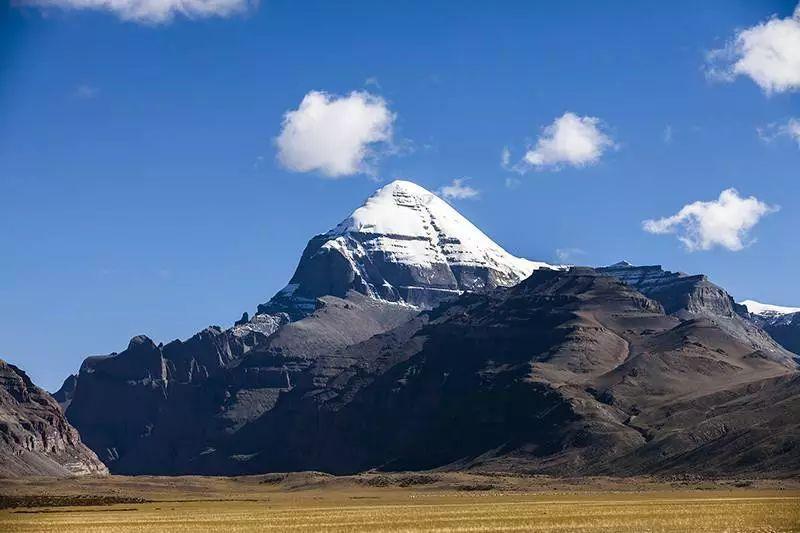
[259,180,554,317]
[330,180,549,284]
[741,300,800,318]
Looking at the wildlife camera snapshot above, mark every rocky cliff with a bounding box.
[597,262,789,359]
[0,359,107,477]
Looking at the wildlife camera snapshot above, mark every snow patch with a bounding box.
[741,299,800,317]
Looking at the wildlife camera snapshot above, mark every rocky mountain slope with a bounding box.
[742,300,800,355]
[0,359,107,477]
[60,181,548,474]
[597,262,790,358]
[64,294,418,474]
[192,268,798,477]
[37,181,799,478]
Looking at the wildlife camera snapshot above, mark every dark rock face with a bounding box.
[187,269,799,477]
[63,261,800,477]
[750,312,800,356]
[52,374,77,412]
[65,294,416,474]
[596,261,738,316]
[66,325,256,470]
[0,359,107,477]
[597,262,789,360]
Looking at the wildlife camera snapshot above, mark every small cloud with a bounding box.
[555,247,586,263]
[74,84,99,99]
[705,3,800,95]
[275,90,396,178]
[758,117,800,148]
[16,0,257,24]
[504,177,521,189]
[500,146,511,169]
[643,188,778,252]
[508,112,616,173]
[364,77,381,89]
[663,125,673,144]
[438,178,479,201]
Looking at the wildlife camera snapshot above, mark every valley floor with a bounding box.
[1,473,799,532]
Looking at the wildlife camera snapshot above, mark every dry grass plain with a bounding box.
[1,472,798,532]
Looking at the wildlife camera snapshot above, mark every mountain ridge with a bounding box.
[200,267,797,476]
[17,180,800,478]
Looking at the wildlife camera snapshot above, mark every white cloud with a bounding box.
[706,3,800,94]
[555,247,586,264]
[438,178,479,201]
[504,177,521,189]
[16,0,255,24]
[512,112,615,172]
[275,90,395,178]
[500,146,511,169]
[758,117,800,147]
[643,189,778,252]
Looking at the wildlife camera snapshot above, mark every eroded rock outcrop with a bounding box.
[0,359,106,477]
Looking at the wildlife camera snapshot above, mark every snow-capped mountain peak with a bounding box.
[741,300,800,318]
[329,180,549,278]
[259,180,555,317]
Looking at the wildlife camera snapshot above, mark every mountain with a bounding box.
[742,300,800,355]
[193,268,799,477]
[0,359,107,477]
[62,181,548,474]
[49,182,800,478]
[596,262,790,359]
[259,180,553,317]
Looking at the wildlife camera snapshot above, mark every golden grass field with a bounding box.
[1,473,798,532]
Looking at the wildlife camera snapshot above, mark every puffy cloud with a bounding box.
[16,0,256,23]
[438,178,479,201]
[276,90,395,178]
[707,3,800,94]
[643,189,778,252]
[512,112,615,172]
[758,117,800,148]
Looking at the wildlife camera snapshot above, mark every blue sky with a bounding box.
[1,0,799,390]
